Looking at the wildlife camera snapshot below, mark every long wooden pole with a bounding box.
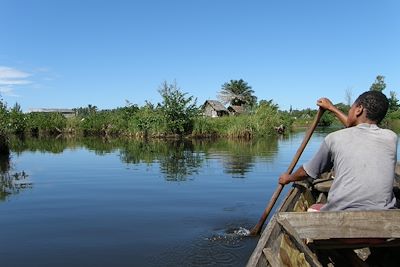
[249,108,325,236]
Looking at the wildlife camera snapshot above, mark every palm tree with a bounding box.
[218,79,257,107]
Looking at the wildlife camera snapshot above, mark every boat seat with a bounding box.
[277,210,400,240]
[312,178,333,193]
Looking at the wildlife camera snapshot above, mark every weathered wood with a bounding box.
[279,234,310,267]
[313,179,333,192]
[277,210,400,240]
[262,248,280,267]
[278,218,322,267]
[293,187,315,212]
[247,215,280,267]
[247,167,400,266]
[279,186,302,212]
[247,186,304,267]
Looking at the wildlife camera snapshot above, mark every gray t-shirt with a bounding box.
[303,123,397,211]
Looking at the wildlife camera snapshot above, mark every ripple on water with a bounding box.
[150,227,254,267]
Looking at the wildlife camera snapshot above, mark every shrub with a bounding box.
[252,102,286,136]
[128,106,167,137]
[26,112,67,135]
[159,81,199,135]
[8,103,26,135]
[0,101,8,135]
[79,112,109,136]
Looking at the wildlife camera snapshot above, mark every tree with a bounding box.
[9,102,26,135]
[218,79,257,107]
[368,75,399,113]
[370,75,386,92]
[0,98,10,155]
[74,104,98,117]
[0,99,7,133]
[258,99,279,111]
[388,91,400,113]
[159,80,198,135]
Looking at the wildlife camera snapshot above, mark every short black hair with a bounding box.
[354,91,389,123]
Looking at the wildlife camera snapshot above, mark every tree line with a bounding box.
[0,80,290,140]
[0,76,399,144]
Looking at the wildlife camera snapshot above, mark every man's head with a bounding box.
[347,91,389,126]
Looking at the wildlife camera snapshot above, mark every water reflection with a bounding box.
[119,139,165,164]
[81,137,121,155]
[0,154,31,201]
[10,135,73,154]
[201,138,279,178]
[118,140,204,181]
[119,138,280,180]
[158,141,203,181]
[1,133,306,267]
[8,136,282,181]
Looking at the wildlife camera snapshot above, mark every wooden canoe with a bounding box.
[247,171,400,267]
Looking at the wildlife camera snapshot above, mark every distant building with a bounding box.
[227,105,245,116]
[202,100,229,117]
[28,108,76,118]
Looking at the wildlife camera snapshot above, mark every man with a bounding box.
[279,91,397,211]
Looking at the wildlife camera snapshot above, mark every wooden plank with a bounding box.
[313,179,333,192]
[279,186,301,212]
[279,234,311,267]
[247,186,303,267]
[246,215,280,267]
[263,248,281,267]
[277,210,400,240]
[277,218,322,267]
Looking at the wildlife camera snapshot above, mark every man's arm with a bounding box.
[317,98,348,127]
[279,138,333,185]
[279,166,309,185]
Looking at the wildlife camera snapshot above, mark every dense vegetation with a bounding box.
[0,100,10,155]
[0,76,399,144]
[0,81,292,139]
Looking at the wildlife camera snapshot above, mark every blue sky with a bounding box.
[1,0,399,111]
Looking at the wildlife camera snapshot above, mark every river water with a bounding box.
[0,129,341,266]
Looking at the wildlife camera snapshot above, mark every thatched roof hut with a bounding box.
[202,100,229,117]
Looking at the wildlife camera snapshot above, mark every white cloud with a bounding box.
[0,66,31,97]
[0,66,31,84]
[0,85,20,97]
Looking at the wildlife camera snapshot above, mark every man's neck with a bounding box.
[355,118,377,126]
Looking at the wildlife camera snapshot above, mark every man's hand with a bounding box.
[317,97,349,127]
[317,98,335,111]
[279,173,292,185]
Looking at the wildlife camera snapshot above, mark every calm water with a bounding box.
[1,129,335,267]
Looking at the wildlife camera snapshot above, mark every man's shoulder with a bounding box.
[380,127,397,136]
[325,125,398,143]
[380,128,398,142]
[325,127,352,139]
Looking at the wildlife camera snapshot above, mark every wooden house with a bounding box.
[202,100,229,117]
[28,108,76,118]
[228,105,245,116]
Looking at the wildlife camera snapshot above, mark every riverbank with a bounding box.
[1,108,293,140]
[2,99,399,144]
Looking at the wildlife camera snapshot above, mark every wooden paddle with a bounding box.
[249,108,325,236]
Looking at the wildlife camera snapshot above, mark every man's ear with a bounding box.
[355,105,364,117]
